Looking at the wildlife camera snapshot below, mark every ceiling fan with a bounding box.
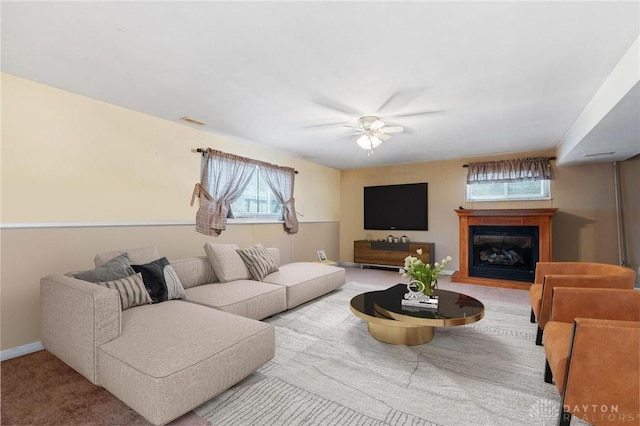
[348,116,404,155]
[310,92,441,155]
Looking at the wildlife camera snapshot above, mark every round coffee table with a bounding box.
[350,284,485,345]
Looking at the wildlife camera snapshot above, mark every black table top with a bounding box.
[350,284,485,327]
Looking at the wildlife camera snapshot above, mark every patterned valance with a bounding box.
[466,157,554,184]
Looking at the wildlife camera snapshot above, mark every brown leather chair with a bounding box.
[529,262,636,345]
[543,287,640,426]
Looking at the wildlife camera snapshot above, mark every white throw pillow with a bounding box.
[204,243,251,282]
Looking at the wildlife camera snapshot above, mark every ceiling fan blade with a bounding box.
[304,121,349,128]
[313,97,361,116]
[387,110,442,119]
[379,125,404,133]
[376,91,402,114]
[370,119,386,131]
[377,87,429,114]
[343,124,363,131]
[374,132,391,142]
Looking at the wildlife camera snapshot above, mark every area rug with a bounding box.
[196,282,584,426]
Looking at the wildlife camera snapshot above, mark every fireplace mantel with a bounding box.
[452,208,558,289]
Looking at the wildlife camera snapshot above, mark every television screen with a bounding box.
[364,183,428,230]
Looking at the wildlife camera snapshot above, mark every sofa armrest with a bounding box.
[40,274,121,384]
[562,318,640,419]
[550,287,640,324]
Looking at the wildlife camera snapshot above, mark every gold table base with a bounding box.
[368,322,435,345]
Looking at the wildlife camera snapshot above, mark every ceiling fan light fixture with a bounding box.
[357,135,383,150]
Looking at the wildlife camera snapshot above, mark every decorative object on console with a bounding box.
[316,250,328,262]
[400,249,452,297]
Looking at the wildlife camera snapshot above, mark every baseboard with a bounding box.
[1,341,44,361]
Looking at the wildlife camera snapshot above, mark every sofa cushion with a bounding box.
[543,321,573,393]
[73,253,135,283]
[97,301,275,426]
[236,244,279,281]
[94,246,161,268]
[96,273,152,310]
[132,257,185,303]
[184,280,286,320]
[204,243,251,282]
[263,262,346,309]
[170,256,218,289]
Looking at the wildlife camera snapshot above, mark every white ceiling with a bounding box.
[2,1,639,170]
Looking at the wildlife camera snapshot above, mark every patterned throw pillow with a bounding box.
[204,243,251,282]
[96,273,152,310]
[236,244,279,281]
[73,253,135,283]
[132,257,186,303]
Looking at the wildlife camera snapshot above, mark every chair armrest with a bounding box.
[538,275,633,328]
[40,274,121,383]
[550,287,640,323]
[534,262,585,283]
[562,318,640,419]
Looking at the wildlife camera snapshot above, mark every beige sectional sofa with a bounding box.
[40,244,345,425]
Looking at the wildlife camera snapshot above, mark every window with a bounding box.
[193,148,298,236]
[467,180,550,202]
[230,167,283,220]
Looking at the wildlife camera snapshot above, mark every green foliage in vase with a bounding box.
[400,249,452,294]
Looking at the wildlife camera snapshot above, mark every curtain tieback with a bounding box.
[190,183,213,206]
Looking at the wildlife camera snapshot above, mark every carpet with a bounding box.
[196,282,585,426]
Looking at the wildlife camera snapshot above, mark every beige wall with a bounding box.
[1,74,341,351]
[2,73,638,352]
[1,73,340,223]
[339,151,640,280]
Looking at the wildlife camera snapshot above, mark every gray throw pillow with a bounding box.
[95,273,152,310]
[73,253,135,283]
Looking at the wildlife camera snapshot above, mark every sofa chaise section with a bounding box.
[97,301,274,426]
[40,272,275,425]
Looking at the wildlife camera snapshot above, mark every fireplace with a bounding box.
[468,225,539,282]
[453,209,557,288]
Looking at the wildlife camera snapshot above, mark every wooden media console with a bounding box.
[354,240,435,269]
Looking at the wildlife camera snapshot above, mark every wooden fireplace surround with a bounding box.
[452,208,558,289]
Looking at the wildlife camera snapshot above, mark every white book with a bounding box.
[401,299,439,309]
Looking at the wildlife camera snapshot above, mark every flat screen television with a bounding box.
[364,183,428,230]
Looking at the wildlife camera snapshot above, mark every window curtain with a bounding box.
[191,149,256,236]
[259,164,299,235]
[190,148,299,236]
[466,157,554,183]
